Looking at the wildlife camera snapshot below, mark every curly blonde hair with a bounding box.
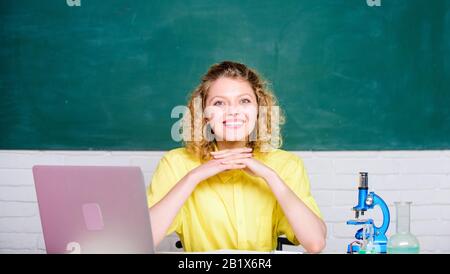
[183,61,285,161]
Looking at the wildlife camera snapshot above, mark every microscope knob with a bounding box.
[366,196,373,206]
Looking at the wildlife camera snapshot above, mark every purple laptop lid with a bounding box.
[32,165,154,254]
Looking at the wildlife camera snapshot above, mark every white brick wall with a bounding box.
[0,150,449,254]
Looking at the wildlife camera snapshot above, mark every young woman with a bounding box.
[147,61,326,253]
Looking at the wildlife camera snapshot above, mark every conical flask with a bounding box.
[387,201,420,254]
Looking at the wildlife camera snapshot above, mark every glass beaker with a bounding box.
[387,201,420,254]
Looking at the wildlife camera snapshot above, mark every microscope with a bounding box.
[346,172,390,254]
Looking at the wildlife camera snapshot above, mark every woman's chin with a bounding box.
[215,133,248,142]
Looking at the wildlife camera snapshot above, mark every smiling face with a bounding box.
[205,77,258,142]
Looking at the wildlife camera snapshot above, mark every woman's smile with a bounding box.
[223,119,246,129]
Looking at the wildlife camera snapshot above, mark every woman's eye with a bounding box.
[213,101,224,106]
[240,98,251,104]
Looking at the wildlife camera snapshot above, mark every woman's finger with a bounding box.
[211,148,252,159]
[211,147,252,155]
[220,158,249,165]
[210,149,230,155]
[213,152,252,160]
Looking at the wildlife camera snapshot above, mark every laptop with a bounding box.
[32,165,155,254]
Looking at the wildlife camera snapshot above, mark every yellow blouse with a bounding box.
[146,147,322,252]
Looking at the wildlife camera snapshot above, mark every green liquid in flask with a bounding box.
[387,202,420,254]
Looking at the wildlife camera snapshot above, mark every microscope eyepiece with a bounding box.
[359,172,368,188]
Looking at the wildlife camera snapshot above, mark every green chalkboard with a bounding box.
[1,0,449,150]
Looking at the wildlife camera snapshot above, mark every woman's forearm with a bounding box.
[148,172,200,248]
[264,172,327,253]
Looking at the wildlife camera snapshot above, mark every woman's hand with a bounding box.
[188,147,253,183]
[211,149,275,181]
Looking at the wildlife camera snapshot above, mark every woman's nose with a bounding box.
[226,104,241,115]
